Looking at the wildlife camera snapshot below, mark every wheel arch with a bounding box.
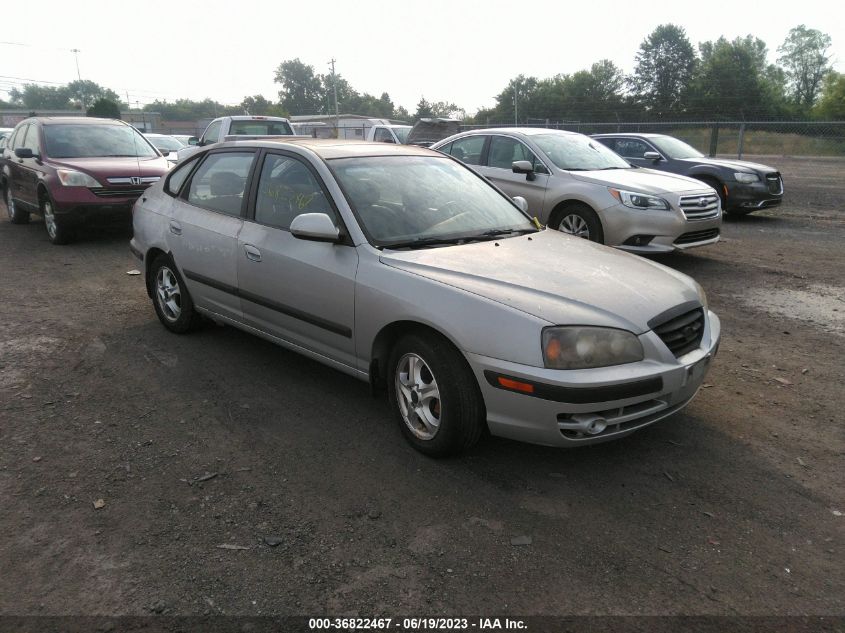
[546,198,600,228]
[368,320,466,394]
[144,247,171,298]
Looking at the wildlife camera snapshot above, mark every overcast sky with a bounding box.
[2,0,843,114]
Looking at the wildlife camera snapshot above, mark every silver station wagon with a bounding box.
[130,139,720,456]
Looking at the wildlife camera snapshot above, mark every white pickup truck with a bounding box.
[176,115,295,162]
[366,123,411,144]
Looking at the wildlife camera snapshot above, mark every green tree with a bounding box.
[9,84,72,109]
[66,80,120,109]
[86,98,121,119]
[240,95,288,117]
[692,36,781,118]
[631,24,697,118]
[777,25,833,108]
[274,58,324,114]
[814,71,845,119]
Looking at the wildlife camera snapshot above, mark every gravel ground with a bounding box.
[0,156,842,620]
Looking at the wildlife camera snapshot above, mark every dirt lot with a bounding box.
[0,156,843,620]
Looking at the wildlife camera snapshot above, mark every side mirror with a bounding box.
[188,137,199,146]
[512,160,536,181]
[643,151,661,161]
[14,148,35,159]
[512,196,529,213]
[290,213,341,243]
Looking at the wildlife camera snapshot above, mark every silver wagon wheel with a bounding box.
[558,213,590,239]
[155,265,183,322]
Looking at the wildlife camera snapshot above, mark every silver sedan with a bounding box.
[433,128,722,253]
[130,139,720,456]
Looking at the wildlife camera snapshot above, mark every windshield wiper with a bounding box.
[382,236,472,250]
[475,228,538,238]
[595,166,629,170]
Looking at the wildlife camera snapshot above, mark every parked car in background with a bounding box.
[144,133,184,164]
[131,138,719,455]
[176,115,295,163]
[406,118,461,147]
[592,133,784,215]
[1,117,171,244]
[433,128,721,253]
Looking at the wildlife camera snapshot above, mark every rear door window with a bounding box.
[186,151,256,217]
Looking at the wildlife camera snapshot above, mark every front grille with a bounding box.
[89,187,147,198]
[653,308,704,357]
[766,173,783,195]
[674,228,720,245]
[106,176,160,185]
[679,193,720,220]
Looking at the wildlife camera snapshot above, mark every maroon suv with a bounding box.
[1,117,171,244]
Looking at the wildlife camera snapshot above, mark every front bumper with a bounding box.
[467,310,721,447]
[50,185,149,224]
[600,202,722,254]
[724,180,783,211]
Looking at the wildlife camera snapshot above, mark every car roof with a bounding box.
[456,127,580,137]
[23,117,130,126]
[592,132,665,139]
[219,137,440,159]
[225,115,291,121]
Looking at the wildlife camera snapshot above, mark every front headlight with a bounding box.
[542,326,644,369]
[608,188,670,211]
[734,172,759,184]
[56,169,102,187]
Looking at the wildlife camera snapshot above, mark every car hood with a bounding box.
[677,156,777,173]
[568,168,710,194]
[379,229,699,333]
[47,156,170,178]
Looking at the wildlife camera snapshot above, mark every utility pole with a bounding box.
[513,81,519,126]
[329,58,339,138]
[71,48,85,109]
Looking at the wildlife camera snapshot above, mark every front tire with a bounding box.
[388,332,485,457]
[41,195,71,244]
[150,255,202,333]
[552,203,604,243]
[5,187,30,224]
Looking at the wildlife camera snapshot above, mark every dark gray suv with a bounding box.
[592,133,783,216]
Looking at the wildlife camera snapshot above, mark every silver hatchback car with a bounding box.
[131,139,720,456]
[433,128,722,253]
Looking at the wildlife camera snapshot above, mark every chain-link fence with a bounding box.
[459,121,845,158]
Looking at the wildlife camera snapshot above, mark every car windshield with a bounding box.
[650,136,705,159]
[330,155,536,248]
[147,135,183,151]
[228,120,293,136]
[532,133,631,171]
[392,127,411,143]
[44,124,158,158]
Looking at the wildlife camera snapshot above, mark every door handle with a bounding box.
[243,244,262,262]
[169,221,182,236]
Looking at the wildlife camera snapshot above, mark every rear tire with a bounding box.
[5,186,30,224]
[551,203,604,244]
[150,255,203,334]
[387,332,485,457]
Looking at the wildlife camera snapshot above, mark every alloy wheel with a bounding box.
[43,200,58,239]
[559,213,590,239]
[155,266,182,322]
[395,353,442,441]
